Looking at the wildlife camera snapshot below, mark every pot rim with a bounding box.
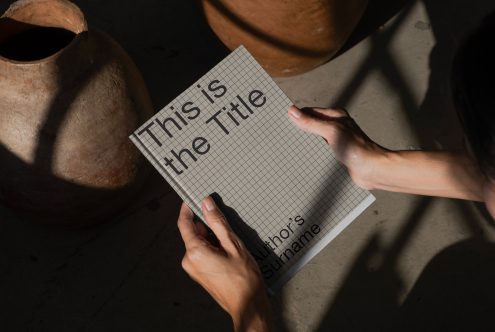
[0,0,88,66]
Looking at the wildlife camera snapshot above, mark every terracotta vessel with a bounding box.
[202,0,368,77]
[0,0,154,226]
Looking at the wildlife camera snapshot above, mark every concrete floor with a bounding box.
[2,0,495,331]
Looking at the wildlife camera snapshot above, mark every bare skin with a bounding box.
[177,196,274,332]
[288,105,486,202]
[177,105,494,330]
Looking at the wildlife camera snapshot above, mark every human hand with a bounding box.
[288,105,388,190]
[177,196,274,332]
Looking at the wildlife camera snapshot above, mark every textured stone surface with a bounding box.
[1,0,495,331]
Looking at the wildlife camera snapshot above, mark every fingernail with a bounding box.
[203,196,216,212]
[289,106,301,119]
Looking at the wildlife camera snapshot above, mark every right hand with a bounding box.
[288,105,388,189]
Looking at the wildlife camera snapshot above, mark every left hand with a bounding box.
[177,196,274,332]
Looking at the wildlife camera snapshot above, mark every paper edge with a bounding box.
[268,193,376,293]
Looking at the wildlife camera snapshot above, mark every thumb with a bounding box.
[288,106,339,143]
[201,196,240,255]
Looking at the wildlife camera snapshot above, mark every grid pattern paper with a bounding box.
[130,46,375,291]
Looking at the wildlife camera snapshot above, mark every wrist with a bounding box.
[231,294,274,332]
[354,147,394,191]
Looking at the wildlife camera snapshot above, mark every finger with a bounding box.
[310,108,364,139]
[311,107,349,118]
[288,105,340,142]
[177,202,200,249]
[195,220,209,238]
[289,105,348,119]
[201,196,239,254]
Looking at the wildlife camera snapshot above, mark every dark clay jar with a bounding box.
[0,0,154,226]
[202,0,368,77]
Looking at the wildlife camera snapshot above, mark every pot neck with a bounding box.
[1,0,87,37]
[0,0,92,85]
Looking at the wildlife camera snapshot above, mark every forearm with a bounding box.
[369,150,485,201]
[232,295,274,332]
[233,312,273,332]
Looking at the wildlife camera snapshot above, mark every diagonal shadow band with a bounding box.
[32,31,107,171]
[315,197,431,332]
[312,0,495,330]
[202,0,332,58]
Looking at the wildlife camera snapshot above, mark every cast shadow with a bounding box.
[0,2,164,226]
[315,0,495,331]
[335,0,414,58]
[315,196,430,331]
[2,0,494,330]
[211,193,290,332]
[0,0,232,331]
[419,0,495,229]
[201,0,329,58]
[389,239,495,332]
[71,0,230,111]
[0,188,234,331]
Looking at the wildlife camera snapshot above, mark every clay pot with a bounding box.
[0,0,154,226]
[202,0,368,77]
